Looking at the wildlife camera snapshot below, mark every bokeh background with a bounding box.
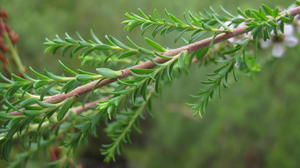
[1,0,300,167]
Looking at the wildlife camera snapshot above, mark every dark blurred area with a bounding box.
[1,0,300,167]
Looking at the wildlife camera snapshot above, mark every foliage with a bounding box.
[0,1,300,167]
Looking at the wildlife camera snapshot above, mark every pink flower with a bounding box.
[260,24,298,58]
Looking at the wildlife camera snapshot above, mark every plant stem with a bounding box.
[44,6,300,104]
[3,31,26,73]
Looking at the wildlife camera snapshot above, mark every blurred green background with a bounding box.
[2,0,300,167]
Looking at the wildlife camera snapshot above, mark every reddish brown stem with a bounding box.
[42,6,300,104]
[9,97,108,116]
[71,97,107,114]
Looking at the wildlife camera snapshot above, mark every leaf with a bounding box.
[237,8,247,18]
[202,23,213,31]
[36,101,57,108]
[154,52,173,59]
[57,98,75,121]
[178,51,187,69]
[58,60,77,75]
[130,68,155,78]
[0,139,12,160]
[62,80,81,93]
[90,29,103,44]
[18,97,38,109]
[40,83,56,100]
[82,44,113,56]
[119,51,138,58]
[44,71,65,81]
[29,67,49,80]
[0,83,10,88]
[96,68,122,78]
[61,45,72,56]
[152,25,165,37]
[106,35,130,49]
[137,8,150,19]
[78,69,98,75]
[76,74,97,81]
[220,5,234,17]
[262,4,274,16]
[164,9,185,25]
[11,74,27,82]
[174,29,188,43]
[144,37,166,52]
[130,69,155,75]
[195,47,209,60]
[0,73,13,83]
[232,17,245,24]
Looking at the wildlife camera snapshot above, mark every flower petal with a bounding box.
[228,38,236,43]
[272,44,286,58]
[260,39,271,49]
[221,21,235,30]
[284,35,299,47]
[243,32,251,39]
[283,24,294,36]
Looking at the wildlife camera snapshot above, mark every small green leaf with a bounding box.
[11,74,27,82]
[130,68,155,75]
[76,74,97,81]
[144,37,166,52]
[44,71,65,81]
[178,51,187,69]
[29,67,49,80]
[195,47,209,60]
[0,73,13,83]
[137,8,150,19]
[33,81,48,89]
[202,23,213,31]
[90,29,103,44]
[119,51,138,58]
[19,97,38,108]
[106,35,130,49]
[57,98,75,121]
[58,60,77,75]
[154,52,173,59]
[130,68,155,78]
[232,17,245,24]
[237,8,247,18]
[220,5,234,17]
[164,9,185,25]
[36,101,57,108]
[96,68,122,78]
[0,83,10,88]
[262,4,274,16]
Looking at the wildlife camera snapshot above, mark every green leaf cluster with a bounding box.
[0,2,299,166]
